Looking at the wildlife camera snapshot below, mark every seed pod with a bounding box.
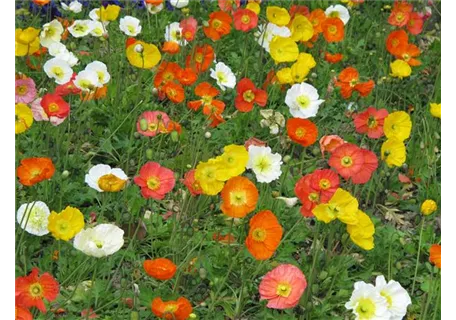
[283,155,292,163]
[139,119,148,131]
[171,131,179,142]
[62,170,70,179]
[204,132,211,139]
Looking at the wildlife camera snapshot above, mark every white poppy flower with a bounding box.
[119,16,142,37]
[43,58,73,84]
[73,224,124,258]
[40,19,64,48]
[325,5,350,25]
[345,281,391,320]
[56,50,79,67]
[169,0,189,8]
[68,20,94,38]
[61,0,82,13]
[210,62,236,91]
[164,22,187,46]
[90,21,107,37]
[74,70,101,91]
[16,201,50,236]
[276,197,299,208]
[85,61,110,85]
[247,146,282,183]
[48,42,68,57]
[285,82,325,119]
[84,164,128,192]
[255,23,291,52]
[146,3,164,14]
[375,276,412,320]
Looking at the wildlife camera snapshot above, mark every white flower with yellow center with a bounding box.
[68,20,94,38]
[74,70,101,92]
[90,21,107,37]
[85,61,110,85]
[164,22,187,46]
[48,43,79,67]
[40,19,64,48]
[255,23,291,52]
[169,0,189,8]
[247,146,282,183]
[375,276,411,320]
[119,16,142,37]
[325,5,350,25]
[48,42,67,57]
[285,82,324,119]
[146,3,164,14]
[43,58,73,84]
[345,281,391,320]
[85,164,128,192]
[61,0,82,13]
[73,224,124,258]
[16,201,50,236]
[210,62,236,91]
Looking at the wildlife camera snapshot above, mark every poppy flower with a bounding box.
[390,59,412,79]
[324,52,343,64]
[235,78,267,112]
[143,258,177,280]
[429,244,441,269]
[233,8,258,32]
[386,30,408,56]
[346,210,375,250]
[269,36,299,63]
[290,5,310,19]
[383,111,412,142]
[290,15,314,42]
[136,111,170,137]
[203,11,233,41]
[218,0,240,13]
[15,78,37,104]
[163,82,185,103]
[180,17,197,42]
[245,210,283,260]
[54,73,81,96]
[15,304,33,320]
[321,17,344,42]
[286,118,318,147]
[80,86,108,102]
[407,12,423,35]
[194,158,225,195]
[353,107,389,139]
[328,143,364,180]
[319,135,345,157]
[245,137,267,150]
[186,44,214,72]
[396,43,421,66]
[48,206,85,241]
[81,309,98,319]
[187,82,225,113]
[220,176,259,218]
[215,144,249,181]
[133,162,176,200]
[213,232,236,244]
[308,9,326,34]
[350,149,378,184]
[15,268,59,313]
[181,169,203,196]
[177,68,198,86]
[388,0,413,27]
[126,40,161,69]
[309,169,340,202]
[162,41,181,54]
[39,93,70,125]
[15,103,34,134]
[312,188,359,225]
[154,62,182,88]
[335,67,375,99]
[17,157,55,187]
[381,138,406,168]
[151,297,192,320]
[259,264,307,309]
[15,27,40,56]
[266,6,290,26]
[294,174,320,218]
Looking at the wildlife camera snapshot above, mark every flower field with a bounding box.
[15,0,441,319]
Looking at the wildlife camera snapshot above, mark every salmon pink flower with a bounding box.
[351,149,378,184]
[54,73,81,96]
[259,264,307,309]
[407,12,424,35]
[233,8,258,32]
[353,107,389,139]
[136,111,170,137]
[319,135,345,157]
[180,17,197,42]
[294,174,319,218]
[134,162,175,200]
[218,0,240,13]
[245,137,266,150]
[309,169,340,202]
[328,143,364,180]
[235,78,267,112]
[388,0,413,27]
[16,78,37,104]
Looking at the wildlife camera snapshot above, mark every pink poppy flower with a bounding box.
[15,78,37,104]
[136,111,170,137]
[218,0,240,13]
[319,135,345,158]
[133,162,175,200]
[180,17,197,42]
[259,264,307,309]
[353,107,388,139]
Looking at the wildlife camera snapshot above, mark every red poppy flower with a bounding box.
[181,169,203,196]
[328,143,364,179]
[321,17,344,42]
[324,52,343,64]
[233,8,258,32]
[16,304,33,320]
[335,67,375,99]
[286,118,318,147]
[55,73,81,96]
[353,107,389,139]
[388,0,413,27]
[319,135,345,158]
[407,12,423,35]
[154,62,182,88]
[180,17,197,42]
[351,149,378,184]
[396,43,421,66]
[17,157,56,186]
[386,30,409,56]
[203,11,233,41]
[16,268,59,313]
[40,93,70,119]
[234,78,267,112]
[188,82,225,114]
[177,68,198,86]
[133,162,176,200]
[290,5,310,19]
[309,169,339,202]
[294,174,319,218]
[208,112,225,128]
[163,82,185,103]
[218,0,240,13]
[186,44,215,72]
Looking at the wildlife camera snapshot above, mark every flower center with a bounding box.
[380,291,393,308]
[202,95,213,105]
[241,14,251,24]
[17,85,28,95]
[243,90,255,102]
[341,156,353,167]
[367,117,377,128]
[51,66,64,78]
[252,228,266,241]
[230,191,247,206]
[212,19,222,29]
[356,298,376,318]
[308,192,319,202]
[94,240,103,248]
[329,12,340,18]
[164,303,178,313]
[402,53,410,61]
[396,12,405,22]
[147,176,161,190]
[319,179,330,190]
[296,95,310,109]
[295,127,306,138]
[29,283,43,298]
[276,283,292,297]
[48,103,59,112]
[195,53,203,63]
[349,79,358,87]
[98,174,126,192]
[163,72,174,82]
[328,25,337,34]
[57,220,69,234]
[74,24,88,33]
[216,71,227,83]
[254,156,271,172]
[127,25,136,34]
[392,39,399,47]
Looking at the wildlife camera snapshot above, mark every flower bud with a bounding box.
[204,132,211,139]
[202,21,209,27]
[62,170,70,179]
[283,155,292,163]
[421,199,437,216]
[171,131,179,142]
[139,118,148,131]
[146,148,153,160]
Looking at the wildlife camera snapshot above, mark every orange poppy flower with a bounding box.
[80,85,108,101]
[321,17,344,42]
[388,0,413,27]
[177,68,198,86]
[429,244,441,269]
[16,304,33,320]
[324,52,343,64]
[208,112,225,128]
[163,82,185,104]
[186,44,214,73]
[15,268,59,313]
[245,210,283,260]
[353,107,389,139]
[187,82,225,113]
[335,67,375,99]
[17,157,55,187]
[328,143,364,179]
[396,43,421,66]
[235,78,267,112]
[220,176,259,218]
[233,8,258,32]
[203,11,233,41]
[286,118,318,147]
[143,258,177,280]
[152,297,192,320]
[386,30,408,56]
[154,62,182,88]
[145,0,163,4]
[162,41,180,54]
[218,0,240,13]
[33,0,50,5]
[212,232,236,244]
[295,174,319,218]
[308,9,326,34]
[166,121,182,135]
[319,135,345,158]
[407,12,423,35]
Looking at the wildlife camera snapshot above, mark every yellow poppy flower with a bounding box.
[291,61,311,83]
[126,40,161,69]
[48,206,85,241]
[381,138,406,168]
[15,103,34,134]
[269,36,299,63]
[346,210,375,250]
[420,199,437,216]
[297,52,317,69]
[98,4,121,21]
[215,145,249,181]
[276,68,293,84]
[246,2,260,15]
[195,158,225,196]
[290,15,314,42]
[15,27,40,56]
[384,111,412,142]
[266,6,290,26]
[312,188,359,225]
[430,103,441,119]
[390,59,411,79]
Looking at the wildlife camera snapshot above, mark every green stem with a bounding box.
[411,218,425,294]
